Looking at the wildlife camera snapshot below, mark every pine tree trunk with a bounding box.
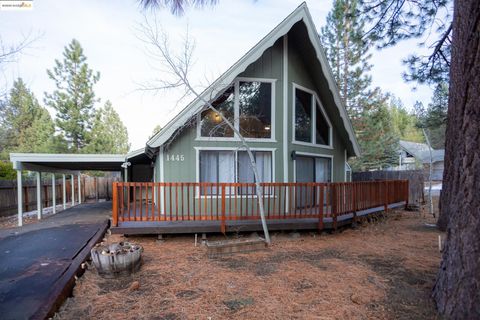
[433,0,480,317]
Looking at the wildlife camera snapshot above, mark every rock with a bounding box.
[250,232,259,238]
[350,293,369,305]
[128,281,140,291]
[289,231,301,239]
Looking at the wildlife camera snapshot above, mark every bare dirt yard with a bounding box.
[56,209,442,320]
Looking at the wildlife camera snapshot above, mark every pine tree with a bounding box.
[388,95,424,142]
[84,101,130,154]
[350,89,399,170]
[45,39,100,152]
[321,0,372,123]
[0,78,57,158]
[423,82,448,148]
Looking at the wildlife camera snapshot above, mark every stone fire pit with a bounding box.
[91,241,143,278]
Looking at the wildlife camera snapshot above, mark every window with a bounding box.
[200,79,274,139]
[199,151,235,195]
[294,85,331,146]
[315,103,330,145]
[198,150,273,195]
[239,81,272,138]
[295,88,313,142]
[200,86,234,137]
[238,151,272,195]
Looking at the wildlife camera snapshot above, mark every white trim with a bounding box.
[126,148,145,159]
[62,174,66,210]
[36,172,42,219]
[344,149,347,182]
[194,147,276,198]
[77,173,81,204]
[147,3,360,156]
[283,35,289,183]
[291,83,333,149]
[10,153,125,163]
[51,174,56,214]
[293,151,334,183]
[17,170,23,227]
[159,146,165,214]
[196,77,276,141]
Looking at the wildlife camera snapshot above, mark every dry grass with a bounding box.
[56,209,442,320]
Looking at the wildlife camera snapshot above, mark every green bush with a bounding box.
[0,161,16,180]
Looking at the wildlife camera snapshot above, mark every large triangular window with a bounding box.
[293,84,332,147]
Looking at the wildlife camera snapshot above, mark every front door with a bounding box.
[295,156,332,208]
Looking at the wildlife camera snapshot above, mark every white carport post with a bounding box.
[36,172,42,219]
[71,174,75,205]
[62,174,66,209]
[77,174,81,204]
[17,170,23,227]
[51,174,56,214]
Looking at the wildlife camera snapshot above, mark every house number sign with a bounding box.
[166,154,185,161]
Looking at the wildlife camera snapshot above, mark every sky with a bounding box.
[0,0,434,150]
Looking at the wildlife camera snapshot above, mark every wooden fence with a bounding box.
[0,175,119,217]
[353,170,424,207]
[112,180,409,232]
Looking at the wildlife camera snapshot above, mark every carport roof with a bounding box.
[10,153,127,173]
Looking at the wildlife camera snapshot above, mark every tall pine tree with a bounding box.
[45,39,100,152]
[321,0,372,122]
[321,0,399,170]
[420,82,448,149]
[84,101,130,154]
[0,78,58,158]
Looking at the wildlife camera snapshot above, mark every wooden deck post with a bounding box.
[352,182,357,226]
[384,180,388,213]
[23,185,29,212]
[332,184,337,231]
[112,182,118,227]
[404,180,409,210]
[221,184,226,234]
[318,184,324,232]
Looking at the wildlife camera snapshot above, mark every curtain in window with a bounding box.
[200,151,234,195]
[315,157,331,182]
[238,151,272,194]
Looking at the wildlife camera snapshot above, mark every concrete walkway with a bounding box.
[0,202,111,320]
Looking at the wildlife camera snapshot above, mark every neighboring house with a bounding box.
[144,3,360,187]
[398,140,444,181]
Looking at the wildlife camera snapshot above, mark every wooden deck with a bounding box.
[110,181,409,235]
[111,201,406,235]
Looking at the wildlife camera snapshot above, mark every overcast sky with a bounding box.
[1,0,433,150]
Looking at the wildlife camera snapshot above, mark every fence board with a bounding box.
[352,170,424,207]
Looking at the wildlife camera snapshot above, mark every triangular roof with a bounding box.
[399,140,444,163]
[147,2,360,156]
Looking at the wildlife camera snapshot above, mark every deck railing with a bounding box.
[112,180,409,232]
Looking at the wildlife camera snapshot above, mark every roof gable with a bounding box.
[147,2,360,156]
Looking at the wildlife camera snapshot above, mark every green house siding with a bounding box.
[287,24,347,182]
[155,21,351,185]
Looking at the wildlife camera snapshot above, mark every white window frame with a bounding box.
[292,151,334,183]
[194,146,276,198]
[196,77,277,143]
[292,83,333,149]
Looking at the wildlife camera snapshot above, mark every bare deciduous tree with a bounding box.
[136,16,271,244]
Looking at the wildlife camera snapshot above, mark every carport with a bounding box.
[9,150,153,226]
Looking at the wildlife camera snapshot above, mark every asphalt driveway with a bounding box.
[0,202,111,320]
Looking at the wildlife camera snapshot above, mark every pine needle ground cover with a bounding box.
[56,210,442,319]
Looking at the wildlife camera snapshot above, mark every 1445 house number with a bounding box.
[166,154,185,161]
